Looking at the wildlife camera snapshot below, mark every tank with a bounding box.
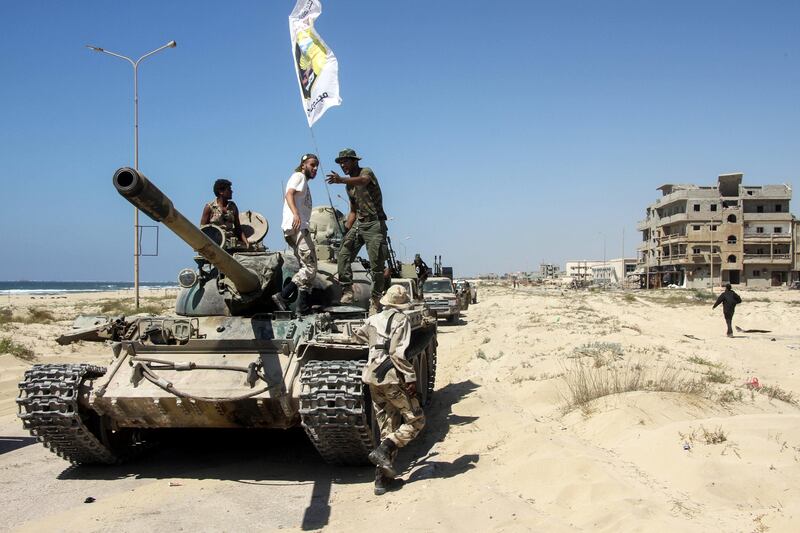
[17,167,438,466]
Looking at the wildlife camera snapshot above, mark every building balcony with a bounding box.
[636,219,649,231]
[743,254,792,264]
[743,233,792,243]
[740,185,792,200]
[658,233,687,244]
[653,212,688,226]
[654,188,718,206]
[740,212,793,221]
[660,254,693,265]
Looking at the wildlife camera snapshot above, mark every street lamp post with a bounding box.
[399,236,412,262]
[87,41,177,309]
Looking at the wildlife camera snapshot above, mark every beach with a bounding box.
[1,285,799,532]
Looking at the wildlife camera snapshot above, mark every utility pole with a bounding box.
[710,214,715,293]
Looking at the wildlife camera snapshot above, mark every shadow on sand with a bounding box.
[0,436,37,455]
[56,428,361,530]
[52,380,480,529]
[395,379,481,486]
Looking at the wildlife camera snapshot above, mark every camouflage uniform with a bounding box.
[355,308,425,448]
[338,167,389,300]
[206,200,240,248]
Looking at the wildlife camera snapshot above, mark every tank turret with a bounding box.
[113,167,282,315]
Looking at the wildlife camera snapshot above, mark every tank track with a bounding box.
[17,364,121,465]
[299,360,375,465]
[425,342,437,406]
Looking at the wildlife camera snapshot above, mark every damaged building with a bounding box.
[637,173,796,288]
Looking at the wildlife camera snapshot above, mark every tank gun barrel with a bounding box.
[113,167,261,294]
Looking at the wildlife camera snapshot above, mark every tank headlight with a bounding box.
[178,268,198,288]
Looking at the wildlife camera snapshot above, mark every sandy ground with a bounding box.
[1,285,799,532]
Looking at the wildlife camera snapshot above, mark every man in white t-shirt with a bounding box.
[272,153,319,314]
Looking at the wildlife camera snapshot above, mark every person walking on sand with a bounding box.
[326,148,389,314]
[272,154,319,315]
[353,285,425,495]
[712,283,742,337]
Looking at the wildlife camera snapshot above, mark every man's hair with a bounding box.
[725,283,732,290]
[295,153,319,172]
[213,178,232,197]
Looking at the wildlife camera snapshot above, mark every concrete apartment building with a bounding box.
[564,258,636,284]
[637,173,795,288]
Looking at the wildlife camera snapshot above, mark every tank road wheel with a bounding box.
[17,364,148,465]
[299,360,375,465]
[447,314,458,324]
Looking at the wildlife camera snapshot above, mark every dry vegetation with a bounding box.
[680,425,728,445]
[0,307,56,325]
[0,337,36,361]
[561,359,707,414]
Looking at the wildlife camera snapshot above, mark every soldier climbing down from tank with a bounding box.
[413,254,429,294]
[326,148,389,315]
[272,154,319,315]
[200,178,249,250]
[353,285,425,495]
[712,283,742,337]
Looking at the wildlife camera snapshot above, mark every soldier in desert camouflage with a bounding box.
[353,285,425,495]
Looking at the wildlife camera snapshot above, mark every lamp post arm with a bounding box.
[86,46,136,67]
[135,41,177,66]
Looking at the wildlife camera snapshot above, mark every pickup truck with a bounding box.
[422,277,461,323]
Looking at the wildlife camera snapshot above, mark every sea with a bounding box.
[0,281,177,295]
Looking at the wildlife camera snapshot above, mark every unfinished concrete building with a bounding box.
[539,263,561,279]
[637,173,794,288]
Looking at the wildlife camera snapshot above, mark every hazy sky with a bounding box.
[1,1,798,281]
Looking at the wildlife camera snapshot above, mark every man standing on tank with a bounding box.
[272,154,319,315]
[326,148,389,314]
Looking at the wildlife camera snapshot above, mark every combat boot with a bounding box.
[373,467,389,496]
[368,438,397,478]
[297,290,312,316]
[271,293,288,311]
[272,281,298,311]
[340,285,354,304]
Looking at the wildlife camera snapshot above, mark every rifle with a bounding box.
[386,235,402,278]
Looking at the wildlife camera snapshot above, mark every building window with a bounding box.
[693,225,701,231]
[756,227,764,234]
[775,204,782,212]
[727,214,737,223]
[753,270,761,276]
[711,225,717,231]
[757,205,764,213]
[710,204,718,212]
[727,255,736,263]
[693,247,701,254]
[774,227,782,233]
[727,235,737,244]
[693,204,700,212]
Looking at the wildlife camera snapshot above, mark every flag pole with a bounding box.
[308,125,346,237]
